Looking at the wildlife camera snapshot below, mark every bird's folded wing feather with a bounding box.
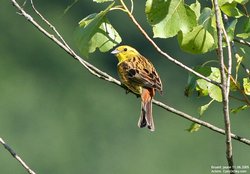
[124,55,162,92]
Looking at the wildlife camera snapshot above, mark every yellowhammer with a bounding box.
[111,45,162,131]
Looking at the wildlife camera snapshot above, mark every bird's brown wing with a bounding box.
[125,55,162,92]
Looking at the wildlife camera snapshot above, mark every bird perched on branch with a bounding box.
[111,45,162,131]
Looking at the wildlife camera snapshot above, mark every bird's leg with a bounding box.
[125,89,140,98]
[125,89,130,94]
[121,84,140,98]
[135,94,140,98]
[121,84,132,95]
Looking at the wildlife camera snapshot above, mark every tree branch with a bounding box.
[234,38,250,48]
[10,0,250,147]
[119,0,221,88]
[213,0,234,172]
[153,99,250,145]
[223,26,235,173]
[0,137,36,174]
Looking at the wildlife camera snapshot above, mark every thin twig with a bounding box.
[229,72,250,105]
[30,0,73,54]
[10,0,250,149]
[223,26,234,173]
[221,65,250,105]
[241,63,250,75]
[0,138,36,174]
[241,4,249,17]
[214,0,234,172]
[153,100,250,145]
[13,0,120,85]
[119,0,221,88]
[223,15,250,77]
[234,38,250,47]
[229,94,248,103]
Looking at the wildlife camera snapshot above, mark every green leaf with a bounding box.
[187,92,215,133]
[190,0,201,19]
[207,67,222,102]
[184,73,197,97]
[243,17,250,33]
[234,0,249,4]
[218,0,234,6]
[239,47,246,54]
[145,0,168,25]
[243,77,250,95]
[236,17,250,39]
[185,66,223,101]
[75,2,121,57]
[230,78,239,91]
[185,66,212,97]
[236,33,250,39]
[196,66,213,76]
[90,20,122,53]
[145,0,197,38]
[178,25,214,54]
[93,0,114,3]
[235,53,243,80]
[208,67,221,83]
[199,100,214,115]
[187,123,201,133]
[198,8,218,51]
[186,66,222,102]
[196,79,209,96]
[220,2,244,18]
[208,84,222,102]
[198,8,213,27]
[231,105,249,114]
[226,19,237,41]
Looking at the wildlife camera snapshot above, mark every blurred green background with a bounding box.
[1,0,250,174]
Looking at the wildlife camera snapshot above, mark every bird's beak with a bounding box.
[111,49,120,55]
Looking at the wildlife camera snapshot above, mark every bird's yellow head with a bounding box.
[111,45,140,63]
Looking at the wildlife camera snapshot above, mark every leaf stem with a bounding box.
[130,0,134,13]
[201,60,219,67]
[110,5,126,12]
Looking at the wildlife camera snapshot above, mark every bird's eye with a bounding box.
[124,48,127,51]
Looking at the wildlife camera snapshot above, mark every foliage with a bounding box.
[75,2,121,57]
[75,0,250,132]
[145,0,197,38]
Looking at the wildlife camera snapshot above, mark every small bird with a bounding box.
[111,45,162,131]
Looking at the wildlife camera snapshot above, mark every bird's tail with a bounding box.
[138,88,155,131]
